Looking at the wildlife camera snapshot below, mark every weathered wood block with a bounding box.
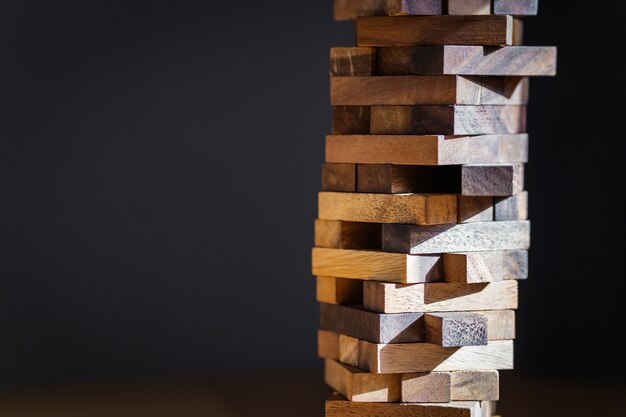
[402,370,499,402]
[493,0,538,16]
[332,106,370,134]
[425,313,488,347]
[331,47,376,76]
[494,191,528,221]
[334,0,443,21]
[317,276,363,305]
[462,163,524,196]
[443,250,528,283]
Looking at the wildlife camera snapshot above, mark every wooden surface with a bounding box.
[325,134,528,166]
[330,47,376,76]
[322,163,356,192]
[356,16,513,46]
[0,371,622,417]
[324,360,401,402]
[327,395,481,417]
[447,0,490,15]
[424,313,488,347]
[378,46,557,76]
[332,106,370,134]
[457,196,493,223]
[314,219,381,250]
[443,250,528,283]
[462,164,524,196]
[493,0,538,16]
[317,276,363,305]
[334,0,443,21]
[494,192,528,221]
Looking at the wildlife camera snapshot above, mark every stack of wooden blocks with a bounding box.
[312,1,556,416]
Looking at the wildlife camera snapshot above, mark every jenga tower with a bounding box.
[313,1,557,416]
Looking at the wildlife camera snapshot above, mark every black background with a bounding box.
[1,0,624,388]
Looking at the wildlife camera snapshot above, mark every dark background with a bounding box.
[1,0,624,389]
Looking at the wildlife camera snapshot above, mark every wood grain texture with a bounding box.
[493,0,538,16]
[314,219,382,250]
[319,329,340,360]
[363,280,518,313]
[339,334,361,367]
[322,163,356,192]
[331,76,528,105]
[312,248,443,283]
[479,310,515,340]
[403,371,498,402]
[449,371,499,401]
[378,46,556,76]
[331,47,376,76]
[444,250,528,283]
[325,134,528,166]
[447,0,490,15]
[401,372,451,402]
[494,191,528,221]
[334,0,443,21]
[325,359,401,402]
[425,313,488,347]
[326,395,482,417]
[320,303,425,344]
[333,106,370,134]
[458,196,493,223]
[370,105,527,135]
[462,164,524,196]
[382,220,531,254]
[317,276,363,305]
[357,15,513,46]
[357,165,461,194]
[318,192,458,225]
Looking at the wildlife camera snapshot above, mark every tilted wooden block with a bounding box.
[322,163,356,192]
[458,196,493,223]
[402,370,499,402]
[378,46,557,76]
[382,221,531,254]
[443,250,528,283]
[493,0,538,16]
[357,165,461,194]
[314,219,381,250]
[325,359,401,402]
[319,329,341,360]
[447,0,490,15]
[312,248,443,283]
[317,276,363,305]
[334,0,443,21]
[319,192,458,225]
[425,313,488,347]
[494,191,528,221]
[364,280,518,313]
[326,394,483,417]
[331,76,528,106]
[325,134,528,166]
[462,164,524,196]
[370,105,527,135]
[357,15,513,47]
[333,106,370,134]
[320,303,425,344]
[331,47,376,76]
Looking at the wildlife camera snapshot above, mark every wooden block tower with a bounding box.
[314,1,556,416]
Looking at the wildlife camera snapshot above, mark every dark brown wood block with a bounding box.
[330,47,376,76]
[425,313,488,347]
[356,164,461,194]
[493,0,538,16]
[326,394,482,417]
[458,196,493,223]
[322,163,356,192]
[332,106,370,134]
[334,0,443,21]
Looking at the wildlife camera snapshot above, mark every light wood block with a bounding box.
[449,371,499,401]
[331,47,376,76]
[444,250,528,283]
[339,334,360,367]
[370,105,526,135]
[479,310,515,340]
[312,248,443,283]
[325,134,528,166]
[322,163,356,192]
[314,219,381,250]
[326,395,483,417]
[357,15,513,47]
[331,76,528,105]
[447,0,490,15]
[382,221,531,254]
[494,191,528,221]
[319,192,458,225]
[364,280,518,313]
[462,164,524,196]
[317,276,363,305]
[493,0,538,16]
[319,329,340,360]
[402,371,499,402]
[425,313,488,347]
[333,106,370,134]
[458,196,493,223]
[378,46,556,76]
[325,359,401,402]
[401,372,451,402]
[334,0,443,21]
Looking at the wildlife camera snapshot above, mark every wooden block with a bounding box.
[447,0,490,15]
[331,47,376,76]
[401,372,451,402]
[450,371,499,401]
[334,0,444,21]
[325,134,528,166]
[319,329,340,360]
[325,359,401,402]
[382,221,530,254]
[312,248,443,283]
[356,15,513,47]
[481,401,497,417]
[462,164,524,196]
[322,163,356,192]
[319,192,458,225]
[494,191,528,221]
[346,336,514,373]
[339,334,360,367]
[314,219,382,250]
[326,394,483,417]
[363,280,518,313]
[333,106,370,134]
[513,18,524,45]
[479,310,515,340]
[444,250,528,283]
[458,196,493,223]
[330,76,528,105]
[317,276,363,305]
[378,46,557,76]
[357,165,461,194]
[370,105,527,135]
[425,313,488,347]
[493,0,538,16]
[320,303,425,344]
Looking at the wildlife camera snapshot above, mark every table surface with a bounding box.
[0,371,621,417]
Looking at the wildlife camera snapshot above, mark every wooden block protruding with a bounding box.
[314,219,382,250]
[316,276,363,305]
[325,359,401,402]
[356,15,513,47]
[326,394,483,417]
[493,0,538,16]
[334,0,444,21]
[494,191,528,221]
[425,313,488,347]
[444,250,528,283]
[331,47,376,76]
[462,164,524,196]
[447,0,490,15]
[322,163,356,192]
